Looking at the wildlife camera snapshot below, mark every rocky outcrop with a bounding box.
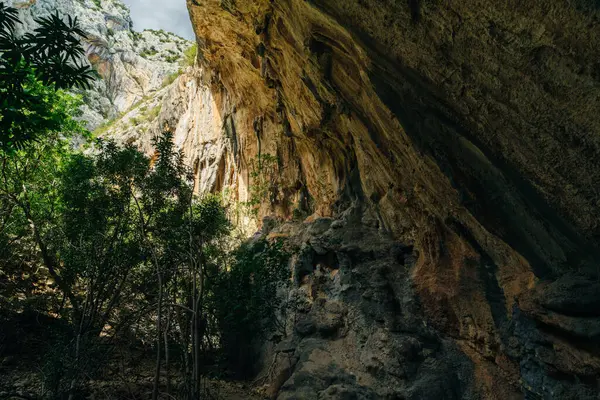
[8,0,192,129]
[178,0,600,398]
[255,212,480,399]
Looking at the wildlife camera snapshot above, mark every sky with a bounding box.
[122,0,195,40]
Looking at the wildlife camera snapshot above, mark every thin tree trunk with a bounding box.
[192,266,199,398]
[194,309,200,397]
[67,332,82,400]
[192,261,206,398]
[195,241,206,397]
[164,300,171,396]
[131,190,164,400]
[152,272,163,400]
[68,292,89,400]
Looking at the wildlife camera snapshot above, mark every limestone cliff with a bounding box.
[173,0,600,399]
[8,0,192,129]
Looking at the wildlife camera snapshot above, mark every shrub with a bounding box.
[0,3,94,150]
[162,70,182,87]
[210,238,290,377]
[243,153,280,215]
[140,47,159,58]
[147,104,161,120]
[182,43,198,67]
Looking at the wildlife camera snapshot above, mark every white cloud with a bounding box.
[122,0,195,40]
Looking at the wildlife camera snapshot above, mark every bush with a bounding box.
[140,47,159,58]
[211,239,290,377]
[0,4,94,150]
[244,153,280,215]
[162,70,182,87]
[182,43,198,67]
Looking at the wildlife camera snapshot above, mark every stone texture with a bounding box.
[180,0,600,398]
[22,0,596,397]
[259,213,479,400]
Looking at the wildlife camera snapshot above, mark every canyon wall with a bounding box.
[179,0,600,399]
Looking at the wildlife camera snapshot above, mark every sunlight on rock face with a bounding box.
[1,0,599,398]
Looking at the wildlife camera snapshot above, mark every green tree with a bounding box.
[0,93,85,318]
[1,128,291,396]
[0,3,95,150]
[0,6,292,385]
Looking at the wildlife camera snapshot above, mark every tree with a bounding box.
[0,8,294,394]
[0,127,291,396]
[59,132,232,399]
[0,93,85,319]
[0,3,95,150]
[0,6,292,386]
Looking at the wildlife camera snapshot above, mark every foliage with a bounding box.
[0,3,95,150]
[140,46,158,58]
[0,126,292,394]
[92,96,157,136]
[0,17,290,386]
[131,103,161,126]
[129,30,142,43]
[147,104,162,120]
[0,115,86,318]
[91,118,117,137]
[243,153,280,215]
[0,3,295,396]
[182,43,198,67]
[162,69,182,87]
[154,38,197,84]
[211,238,290,376]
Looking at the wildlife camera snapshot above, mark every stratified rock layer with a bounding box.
[182,0,600,398]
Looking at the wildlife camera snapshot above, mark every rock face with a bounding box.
[179,0,600,398]
[258,214,480,400]
[8,0,192,129]
[99,65,257,227]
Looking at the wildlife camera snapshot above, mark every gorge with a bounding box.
[1,0,600,399]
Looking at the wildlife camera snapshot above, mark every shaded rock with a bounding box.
[537,275,600,317]
[295,316,317,337]
[519,277,600,339]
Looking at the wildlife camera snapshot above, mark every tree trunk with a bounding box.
[67,331,82,400]
[152,272,163,400]
[68,298,88,400]
[192,269,199,398]
[164,302,171,396]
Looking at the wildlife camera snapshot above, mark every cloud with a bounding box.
[122,0,195,40]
